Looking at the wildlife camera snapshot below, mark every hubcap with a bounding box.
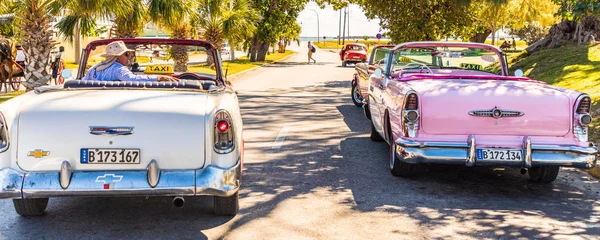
[389,143,395,170]
[353,86,362,103]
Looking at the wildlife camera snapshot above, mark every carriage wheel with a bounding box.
[57,61,65,85]
[10,76,21,91]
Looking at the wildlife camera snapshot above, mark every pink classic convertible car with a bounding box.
[367,42,596,183]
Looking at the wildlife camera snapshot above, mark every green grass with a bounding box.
[189,50,295,76]
[507,43,600,178]
[314,40,392,50]
[0,91,25,104]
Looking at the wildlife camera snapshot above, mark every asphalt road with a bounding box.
[1,43,599,239]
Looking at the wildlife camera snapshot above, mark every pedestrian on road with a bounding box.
[307,41,316,64]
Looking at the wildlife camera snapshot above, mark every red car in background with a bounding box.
[340,43,367,67]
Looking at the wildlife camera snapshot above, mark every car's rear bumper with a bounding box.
[0,159,241,199]
[396,136,597,169]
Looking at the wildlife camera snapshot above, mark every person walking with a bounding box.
[307,41,316,64]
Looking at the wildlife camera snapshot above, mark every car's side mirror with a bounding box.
[374,68,383,78]
[61,69,72,79]
[514,69,524,77]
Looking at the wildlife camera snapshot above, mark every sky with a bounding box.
[296,2,382,39]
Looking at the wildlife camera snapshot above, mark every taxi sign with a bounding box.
[399,57,412,63]
[144,65,174,74]
[459,63,483,70]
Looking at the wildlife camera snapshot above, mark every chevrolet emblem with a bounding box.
[28,149,50,158]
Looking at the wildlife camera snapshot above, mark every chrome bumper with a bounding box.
[396,136,597,169]
[0,160,241,199]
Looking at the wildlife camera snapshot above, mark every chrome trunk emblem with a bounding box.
[90,126,134,136]
[469,107,524,119]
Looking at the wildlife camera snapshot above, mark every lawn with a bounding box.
[507,43,600,177]
[189,50,295,76]
[0,91,25,104]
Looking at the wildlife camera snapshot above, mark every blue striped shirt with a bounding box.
[83,62,158,82]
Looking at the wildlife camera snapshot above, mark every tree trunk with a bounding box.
[229,40,235,61]
[74,22,81,64]
[170,26,190,72]
[525,20,581,54]
[249,36,259,62]
[256,42,269,62]
[469,30,492,43]
[491,25,496,46]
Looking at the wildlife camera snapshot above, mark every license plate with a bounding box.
[477,149,522,161]
[80,148,140,164]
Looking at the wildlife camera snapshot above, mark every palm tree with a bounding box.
[14,0,56,91]
[197,0,258,64]
[51,0,135,63]
[146,0,195,72]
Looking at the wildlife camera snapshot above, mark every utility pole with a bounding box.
[342,7,347,45]
[338,9,342,45]
[309,9,320,44]
[347,8,350,41]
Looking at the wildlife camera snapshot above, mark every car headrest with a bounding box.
[63,80,203,90]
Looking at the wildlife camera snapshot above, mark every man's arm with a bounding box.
[116,65,158,82]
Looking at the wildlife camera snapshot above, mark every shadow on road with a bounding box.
[229,80,600,238]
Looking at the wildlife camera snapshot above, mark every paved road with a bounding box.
[1,42,599,239]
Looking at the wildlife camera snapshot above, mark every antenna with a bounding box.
[225,60,230,78]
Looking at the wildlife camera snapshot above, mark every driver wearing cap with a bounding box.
[83,41,178,82]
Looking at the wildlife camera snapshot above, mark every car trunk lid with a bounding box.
[17,90,208,171]
[408,79,571,137]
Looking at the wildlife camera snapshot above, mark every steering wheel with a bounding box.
[403,62,433,74]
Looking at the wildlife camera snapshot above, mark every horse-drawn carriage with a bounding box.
[0,39,65,92]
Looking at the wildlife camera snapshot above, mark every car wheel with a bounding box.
[363,99,372,120]
[214,191,239,216]
[370,120,384,142]
[389,143,418,177]
[528,166,560,183]
[351,84,362,107]
[13,198,49,217]
[342,61,347,67]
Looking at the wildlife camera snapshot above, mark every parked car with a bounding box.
[367,41,597,182]
[352,45,394,108]
[340,43,368,67]
[0,38,243,216]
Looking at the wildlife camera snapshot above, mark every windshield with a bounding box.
[82,41,219,80]
[347,45,366,51]
[390,47,501,75]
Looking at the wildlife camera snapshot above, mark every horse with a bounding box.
[0,38,23,92]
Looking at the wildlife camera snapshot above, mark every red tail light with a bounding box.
[214,110,234,154]
[217,120,229,132]
[577,97,591,114]
[406,93,418,110]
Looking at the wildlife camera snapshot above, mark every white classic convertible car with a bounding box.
[0,39,243,216]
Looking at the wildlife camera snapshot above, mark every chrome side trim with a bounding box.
[469,106,524,118]
[89,126,134,136]
[196,159,241,197]
[0,168,23,199]
[466,135,476,167]
[60,161,72,189]
[523,137,532,168]
[1,160,242,199]
[395,137,597,169]
[147,160,160,188]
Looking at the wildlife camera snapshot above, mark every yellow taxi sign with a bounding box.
[459,63,483,70]
[144,65,174,74]
[399,57,412,63]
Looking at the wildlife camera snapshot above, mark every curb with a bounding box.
[588,165,600,179]
[228,51,298,80]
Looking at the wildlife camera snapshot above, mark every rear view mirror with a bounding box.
[374,68,383,77]
[61,69,72,79]
[514,69,524,77]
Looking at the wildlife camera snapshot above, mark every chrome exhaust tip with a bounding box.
[173,197,185,208]
[520,168,528,175]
